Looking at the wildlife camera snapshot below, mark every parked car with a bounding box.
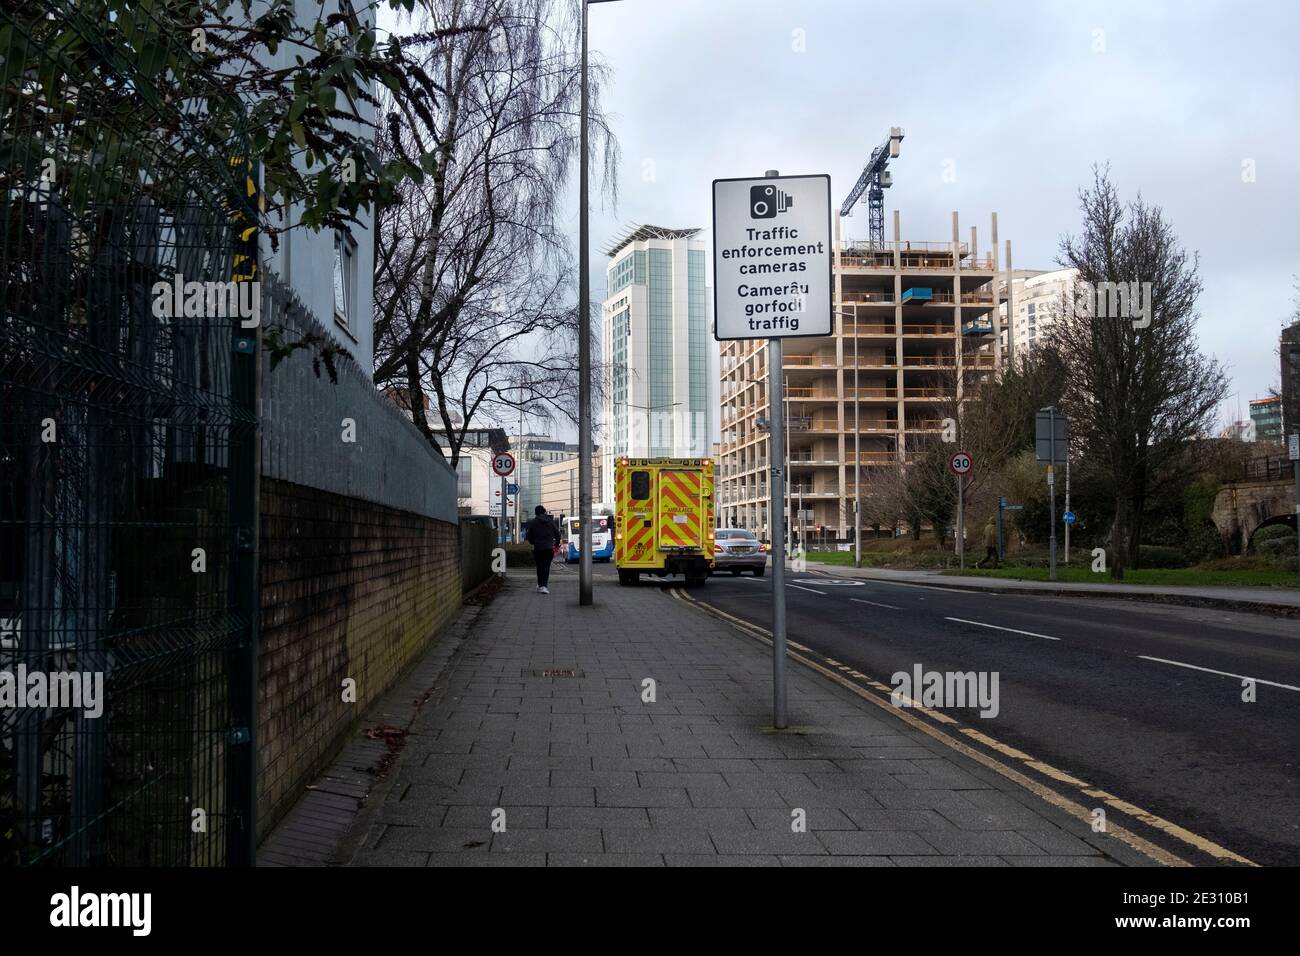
[712,528,768,576]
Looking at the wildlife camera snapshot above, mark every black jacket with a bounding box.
[522,515,559,550]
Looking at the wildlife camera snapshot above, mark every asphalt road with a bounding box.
[571,560,1300,866]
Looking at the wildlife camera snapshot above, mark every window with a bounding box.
[456,457,473,498]
[631,471,651,500]
[334,231,356,333]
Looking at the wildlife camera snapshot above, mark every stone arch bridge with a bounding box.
[1211,458,1296,554]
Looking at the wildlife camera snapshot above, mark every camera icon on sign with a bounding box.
[750,183,793,219]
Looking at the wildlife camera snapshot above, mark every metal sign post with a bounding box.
[949,451,973,569]
[1064,446,1071,564]
[1047,464,1057,580]
[1035,408,1068,582]
[1290,433,1299,583]
[997,496,1005,562]
[770,337,787,729]
[492,452,516,546]
[713,168,832,731]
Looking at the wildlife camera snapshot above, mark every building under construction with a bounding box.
[717,208,1010,543]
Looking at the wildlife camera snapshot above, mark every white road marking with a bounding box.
[787,584,827,595]
[944,617,1060,641]
[852,598,902,610]
[1137,656,1300,693]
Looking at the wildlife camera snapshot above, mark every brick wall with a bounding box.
[255,477,461,839]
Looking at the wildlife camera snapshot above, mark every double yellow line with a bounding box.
[669,587,1256,868]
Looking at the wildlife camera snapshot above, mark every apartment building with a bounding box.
[718,210,1005,542]
[600,225,712,502]
[996,267,1078,359]
[1249,396,1283,445]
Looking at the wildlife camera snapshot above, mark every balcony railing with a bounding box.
[789,484,839,496]
[786,387,840,400]
[840,292,895,305]
[841,322,896,335]
[902,354,956,366]
[903,387,946,398]
[840,254,895,269]
[901,324,949,335]
[898,255,957,271]
[901,290,954,304]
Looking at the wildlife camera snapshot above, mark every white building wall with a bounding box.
[998,267,1078,359]
[256,0,376,375]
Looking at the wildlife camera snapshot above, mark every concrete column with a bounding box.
[953,211,963,403]
[1004,239,1015,367]
[894,209,904,461]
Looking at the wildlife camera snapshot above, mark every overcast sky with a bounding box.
[575,0,1300,429]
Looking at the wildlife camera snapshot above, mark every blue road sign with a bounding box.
[1063,510,1076,525]
[507,483,519,495]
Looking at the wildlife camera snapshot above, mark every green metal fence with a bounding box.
[1,2,259,866]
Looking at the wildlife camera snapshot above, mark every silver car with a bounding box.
[712,528,768,576]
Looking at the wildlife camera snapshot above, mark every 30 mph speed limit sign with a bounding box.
[949,451,973,476]
[491,452,515,477]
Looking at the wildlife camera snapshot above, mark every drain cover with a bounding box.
[533,668,582,678]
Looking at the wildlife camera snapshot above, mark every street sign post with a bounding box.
[1035,408,1068,581]
[713,170,832,730]
[492,453,515,546]
[996,496,1024,562]
[950,451,972,569]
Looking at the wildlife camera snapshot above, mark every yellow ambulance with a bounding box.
[614,458,715,587]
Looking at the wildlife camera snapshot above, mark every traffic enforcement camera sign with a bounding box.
[492,452,515,477]
[712,174,832,340]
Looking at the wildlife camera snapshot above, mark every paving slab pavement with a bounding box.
[270,569,1155,867]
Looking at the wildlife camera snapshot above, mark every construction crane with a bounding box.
[840,127,904,247]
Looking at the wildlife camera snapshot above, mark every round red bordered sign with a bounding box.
[949,451,973,475]
[492,452,516,477]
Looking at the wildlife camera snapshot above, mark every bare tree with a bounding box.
[862,365,1031,548]
[372,0,618,466]
[1051,166,1228,578]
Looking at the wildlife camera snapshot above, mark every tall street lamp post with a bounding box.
[579,0,622,606]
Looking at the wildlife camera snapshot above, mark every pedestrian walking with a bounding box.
[977,518,998,569]
[522,505,560,594]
